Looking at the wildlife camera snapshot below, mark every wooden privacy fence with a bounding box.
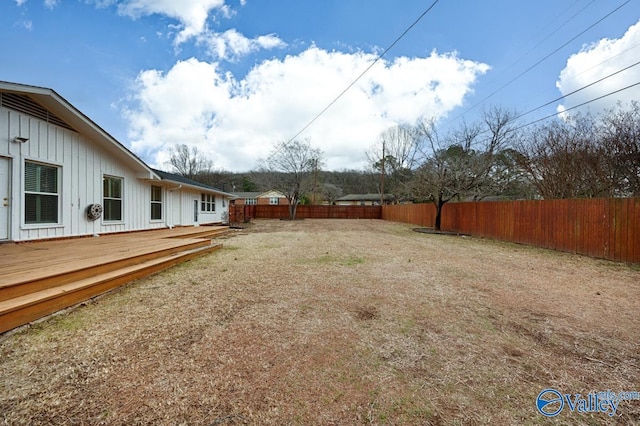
[382,198,639,264]
[229,204,382,222]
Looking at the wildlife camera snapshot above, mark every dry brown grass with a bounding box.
[1,219,639,425]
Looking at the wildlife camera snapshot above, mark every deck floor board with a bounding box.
[0,226,228,333]
[0,226,227,287]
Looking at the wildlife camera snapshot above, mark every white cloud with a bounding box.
[13,0,59,7]
[557,19,640,116]
[113,0,229,44]
[197,29,286,61]
[86,1,280,58]
[124,47,489,172]
[17,20,33,30]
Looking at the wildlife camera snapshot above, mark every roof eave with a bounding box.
[162,179,235,197]
[0,81,157,178]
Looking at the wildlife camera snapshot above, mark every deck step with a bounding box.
[0,239,211,303]
[0,243,222,334]
[168,227,231,239]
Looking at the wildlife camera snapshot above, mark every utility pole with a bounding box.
[311,158,318,205]
[380,140,385,206]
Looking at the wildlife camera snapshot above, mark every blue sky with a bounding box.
[2,0,639,171]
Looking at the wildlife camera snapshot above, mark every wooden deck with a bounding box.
[0,225,229,334]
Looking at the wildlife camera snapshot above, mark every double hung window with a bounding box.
[25,161,59,224]
[104,176,123,221]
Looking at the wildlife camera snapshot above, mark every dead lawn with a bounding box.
[1,219,639,425]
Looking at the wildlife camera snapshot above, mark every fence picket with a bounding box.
[228,199,638,263]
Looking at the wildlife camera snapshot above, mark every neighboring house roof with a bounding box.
[231,190,286,199]
[151,169,235,197]
[336,193,394,202]
[257,190,286,198]
[232,192,262,199]
[0,81,159,181]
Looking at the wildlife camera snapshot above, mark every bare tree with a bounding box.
[599,102,640,197]
[263,139,324,219]
[516,114,615,199]
[320,169,379,195]
[309,158,322,204]
[413,107,517,230]
[365,125,421,203]
[322,183,343,205]
[167,144,214,180]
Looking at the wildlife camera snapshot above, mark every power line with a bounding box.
[460,72,640,148]
[514,80,640,131]
[483,0,597,92]
[515,59,640,120]
[563,40,640,81]
[285,0,441,144]
[445,0,631,126]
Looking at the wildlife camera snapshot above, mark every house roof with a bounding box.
[336,193,394,201]
[152,169,235,197]
[0,81,159,181]
[231,190,286,199]
[257,190,286,198]
[232,192,262,199]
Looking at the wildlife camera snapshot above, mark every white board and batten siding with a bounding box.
[1,106,165,241]
[0,82,233,242]
[151,167,232,229]
[195,193,227,225]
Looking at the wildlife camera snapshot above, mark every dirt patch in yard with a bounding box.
[1,219,639,425]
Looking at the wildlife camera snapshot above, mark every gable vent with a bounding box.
[1,92,76,132]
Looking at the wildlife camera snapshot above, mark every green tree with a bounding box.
[241,176,258,192]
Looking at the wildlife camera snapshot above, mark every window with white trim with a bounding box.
[25,161,59,224]
[201,193,215,212]
[103,175,123,221]
[151,185,162,220]
[269,197,279,205]
[245,198,257,205]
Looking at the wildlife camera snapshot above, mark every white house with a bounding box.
[151,168,234,229]
[0,81,233,242]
